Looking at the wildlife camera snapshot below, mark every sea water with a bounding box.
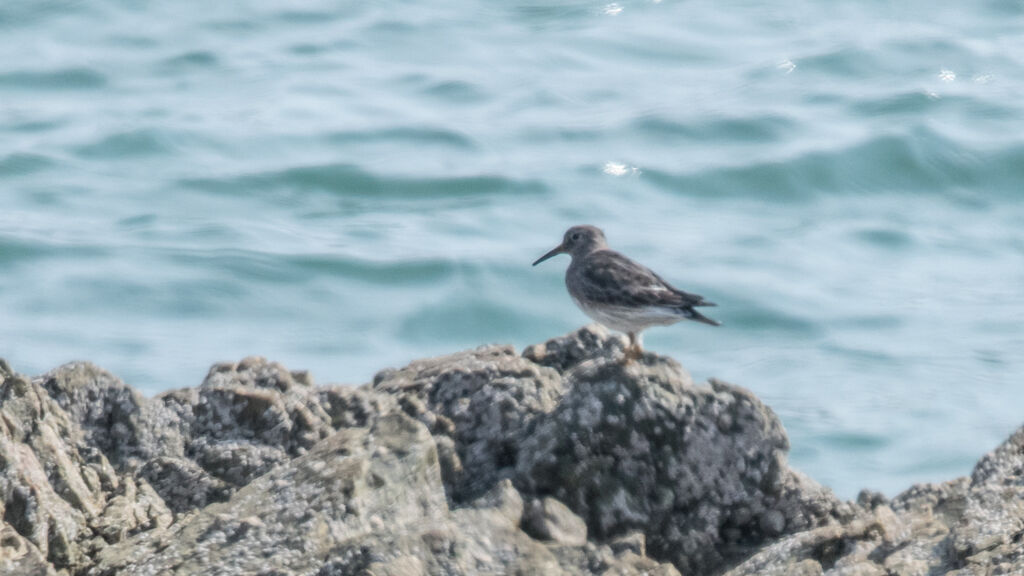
[1,0,1022,499]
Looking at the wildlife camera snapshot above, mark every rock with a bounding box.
[724,425,1024,576]
[92,475,173,544]
[361,555,426,576]
[444,484,681,575]
[91,408,678,576]
[514,345,847,575]
[136,456,232,513]
[0,356,345,574]
[0,361,169,574]
[319,384,398,429]
[856,489,888,510]
[603,552,683,576]
[187,356,333,456]
[35,361,186,469]
[372,344,566,501]
[523,496,589,546]
[970,425,1024,487]
[0,525,59,576]
[2,328,1023,576]
[91,413,448,575]
[147,356,335,508]
[470,478,525,526]
[608,531,646,557]
[548,541,683,576]
[522,323,627,372]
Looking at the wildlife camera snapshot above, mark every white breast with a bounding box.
[571,296,683,334]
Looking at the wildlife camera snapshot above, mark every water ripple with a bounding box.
[644,129,1024,201]
[159,51,221,71]
[420,80,489,103]
[853,227,914,250]
[0,153,54,176]
[287,255,456,285]
[0,67,107,90]
[167,250,457,286]
[180,164,549,199]
[0,235,108,266]
[74,129,179,158]
[325,127,476,150]
[632,114,796,144]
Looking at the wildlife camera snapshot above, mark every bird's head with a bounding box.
[532,225,608,266]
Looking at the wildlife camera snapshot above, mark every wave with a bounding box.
[324,127,476,150]
[179,163,549,199]
[642,128,1024,201]
[632,114,796,145]
[167,249,457,286]
[0,153,54,176]
[74,129,181,158]
[0,67,107,90]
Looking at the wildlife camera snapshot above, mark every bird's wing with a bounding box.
[578,250,711,308]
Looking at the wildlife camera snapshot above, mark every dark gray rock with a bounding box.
[35,361,187,469]
[2,328,1022,576]
[0,360,172,574]
[725,425,1024,576]
[372,344,566,501]
[136,456,233,513]
[523,323,628,372]
[91,413,449,576]
[181,356,334,456]
[93,412,682,576]
[971,425,1024,488]
[149,356,335,507]
[26,356,337,516]
[514,341,847,575]
[319,383,398,429]
[608,531,647,557]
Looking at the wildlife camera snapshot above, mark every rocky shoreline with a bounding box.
[1,325,1021,575]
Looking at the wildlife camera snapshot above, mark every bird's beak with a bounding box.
[532,243,566,266]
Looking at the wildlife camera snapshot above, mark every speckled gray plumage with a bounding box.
[534,225,719,358]
[567,248,717,322]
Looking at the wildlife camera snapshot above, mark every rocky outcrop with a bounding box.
[91,413,446,575]
[370,344,566,501]
[0,327,1021,575]
[92,412,678,576]
[0,359,173,575]
[514,352,847,574]
[724,426,1024,576]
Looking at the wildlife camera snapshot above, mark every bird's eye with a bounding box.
[570,233,580,242]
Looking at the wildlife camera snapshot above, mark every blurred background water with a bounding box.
[2,0,1022,499]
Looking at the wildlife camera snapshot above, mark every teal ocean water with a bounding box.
[2,0,1022,499]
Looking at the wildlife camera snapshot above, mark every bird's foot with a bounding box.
[621,345,642,365]
[621,332,644,365]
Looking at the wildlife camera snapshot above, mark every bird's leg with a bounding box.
[623,332,642,363]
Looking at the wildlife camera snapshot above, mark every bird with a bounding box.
[533,225,719,363]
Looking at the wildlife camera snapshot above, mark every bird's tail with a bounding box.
[683,307,721,326]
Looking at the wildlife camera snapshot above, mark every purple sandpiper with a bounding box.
[533,225,720,362]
